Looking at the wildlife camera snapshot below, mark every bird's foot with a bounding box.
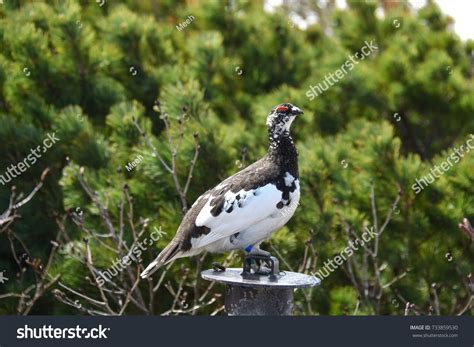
[252,260,272,275]
[241,253,280,279]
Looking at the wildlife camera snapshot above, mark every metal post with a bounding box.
[201,268,320,316]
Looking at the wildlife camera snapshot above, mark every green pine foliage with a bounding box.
[0,0,472,315]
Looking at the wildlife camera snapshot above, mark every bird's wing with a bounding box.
[190,182,282,250]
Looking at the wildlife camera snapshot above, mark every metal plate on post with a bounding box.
[201,268,320,315]
[201,268,320,288]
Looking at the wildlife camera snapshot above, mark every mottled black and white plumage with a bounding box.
[141,103,303,278]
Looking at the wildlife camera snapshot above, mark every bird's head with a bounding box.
[266,103,303,140]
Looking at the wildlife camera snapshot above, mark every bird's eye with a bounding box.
[275,106,289,113]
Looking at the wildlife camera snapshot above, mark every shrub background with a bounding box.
[0,0,473,315]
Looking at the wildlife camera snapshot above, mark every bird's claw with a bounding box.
[252,261,272,275]
[241,254,280,280]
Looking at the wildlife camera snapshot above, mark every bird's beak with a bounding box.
[292,106,304,116]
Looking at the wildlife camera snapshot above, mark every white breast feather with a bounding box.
[283,172,295,187]
[193,184,282,249]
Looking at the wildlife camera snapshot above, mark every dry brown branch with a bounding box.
[0,169,63,315]
[459,218,474,241]
[0,168,49,232]
[331,181,403,314]
[50,157,223,316]
[132,109,200,214]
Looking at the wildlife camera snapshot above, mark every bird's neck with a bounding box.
[267,132,299,176]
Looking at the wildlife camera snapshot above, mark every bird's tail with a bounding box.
[140,241,180,279]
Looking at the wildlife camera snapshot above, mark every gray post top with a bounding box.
[201,268,321,289]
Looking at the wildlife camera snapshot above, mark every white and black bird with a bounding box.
[141,103,303,278]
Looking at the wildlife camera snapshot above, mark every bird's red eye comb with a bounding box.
[275,105,289,113]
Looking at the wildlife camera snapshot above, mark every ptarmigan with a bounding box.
[141,103,303,278]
